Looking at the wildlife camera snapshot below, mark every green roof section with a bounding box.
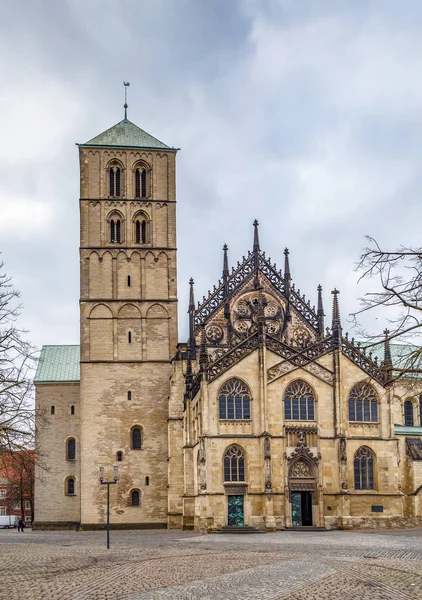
[34,345,80,384]
[394,425,422,436]
[79,119,174,150]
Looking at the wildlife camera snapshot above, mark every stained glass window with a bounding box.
[354,446,375,490]
[224,446,245,482]
[219,379,251,420]
[348,383,378,423]
[284,380,315,421]
[404,400,414,426]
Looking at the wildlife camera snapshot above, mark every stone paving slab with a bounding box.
[121,558,336,600]
[1,529,422,599]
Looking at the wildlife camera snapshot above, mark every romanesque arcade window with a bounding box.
[354,446,375,490]
[348,382,378,423]
[131,427,142,449]
[404,400,414,426]
[284,380,315,421]
[66,477,75,495]
[135,167,148,198]
[66,438,76,461]
[131,489,140,506]
[218,378,251,420]
[110,219,121,243]
[224,446,245,482]
[134,211,149,244]
[108,162,122,197]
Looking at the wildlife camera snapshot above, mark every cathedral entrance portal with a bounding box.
[291,491,313,526]
[228,495,244,526]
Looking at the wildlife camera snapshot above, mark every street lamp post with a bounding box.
[99,465,118,549]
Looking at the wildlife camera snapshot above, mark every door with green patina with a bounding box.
[291,491,313,526]
[228,495,244,526]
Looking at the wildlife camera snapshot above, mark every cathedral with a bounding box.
[34,111,422,531]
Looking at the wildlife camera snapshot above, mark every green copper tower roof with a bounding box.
[79,119,175,151]
[34,345,80,384]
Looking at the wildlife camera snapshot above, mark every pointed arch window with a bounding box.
[109,164,122,197]
[131,427,142,449]
[284,380,315,421]
[218,379,251,420]
[354,447,375,490]
[224,446,245,482]
[404,400,414,426]
[348,383,378,423]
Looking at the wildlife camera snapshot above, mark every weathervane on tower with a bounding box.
[123,81,130,120]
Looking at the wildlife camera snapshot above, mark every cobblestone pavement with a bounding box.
[1,529,422,600]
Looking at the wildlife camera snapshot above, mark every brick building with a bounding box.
[34,110,422,530]
[0,451,34,525]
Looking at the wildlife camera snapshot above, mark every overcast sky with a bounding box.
[1,0,421,350]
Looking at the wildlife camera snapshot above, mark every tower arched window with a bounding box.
[135,165,148,198]
[404,400,414,426]
[218,379,251,420]
[51,405,55,415]
[66,477,75,495]
[109,215,123,243]
[131,427,142,449]
[131,489,140,506]
[348,382,378,423]
[224,446,245,482]
[116,451,123,462]
[135,213,149,244]
[109,163,122,197]
[354,447,375,490]
[284,380,315,421]
[67,438,76,461]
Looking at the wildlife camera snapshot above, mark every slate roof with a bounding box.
[34,345,80,384]
[79,119,174,150]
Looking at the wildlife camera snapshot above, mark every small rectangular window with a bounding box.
[127,275,131,287]
[128,391,132,400]
[0,507,6,516]
[51,406,55,415]
[145,476,150,486]
[71,405,75,415]
[128,331,132,344]
[0,490,6,499]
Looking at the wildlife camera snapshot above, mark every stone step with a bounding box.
[285,526,327,531]
[217,526,266,534]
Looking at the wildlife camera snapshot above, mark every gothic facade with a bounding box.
[34,115,422,530]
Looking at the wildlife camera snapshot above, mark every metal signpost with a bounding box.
[99,466,118,549]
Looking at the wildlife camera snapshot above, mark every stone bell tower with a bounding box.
[77,100,178,527]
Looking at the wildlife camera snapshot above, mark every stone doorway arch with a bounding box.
[285,437,321,527]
